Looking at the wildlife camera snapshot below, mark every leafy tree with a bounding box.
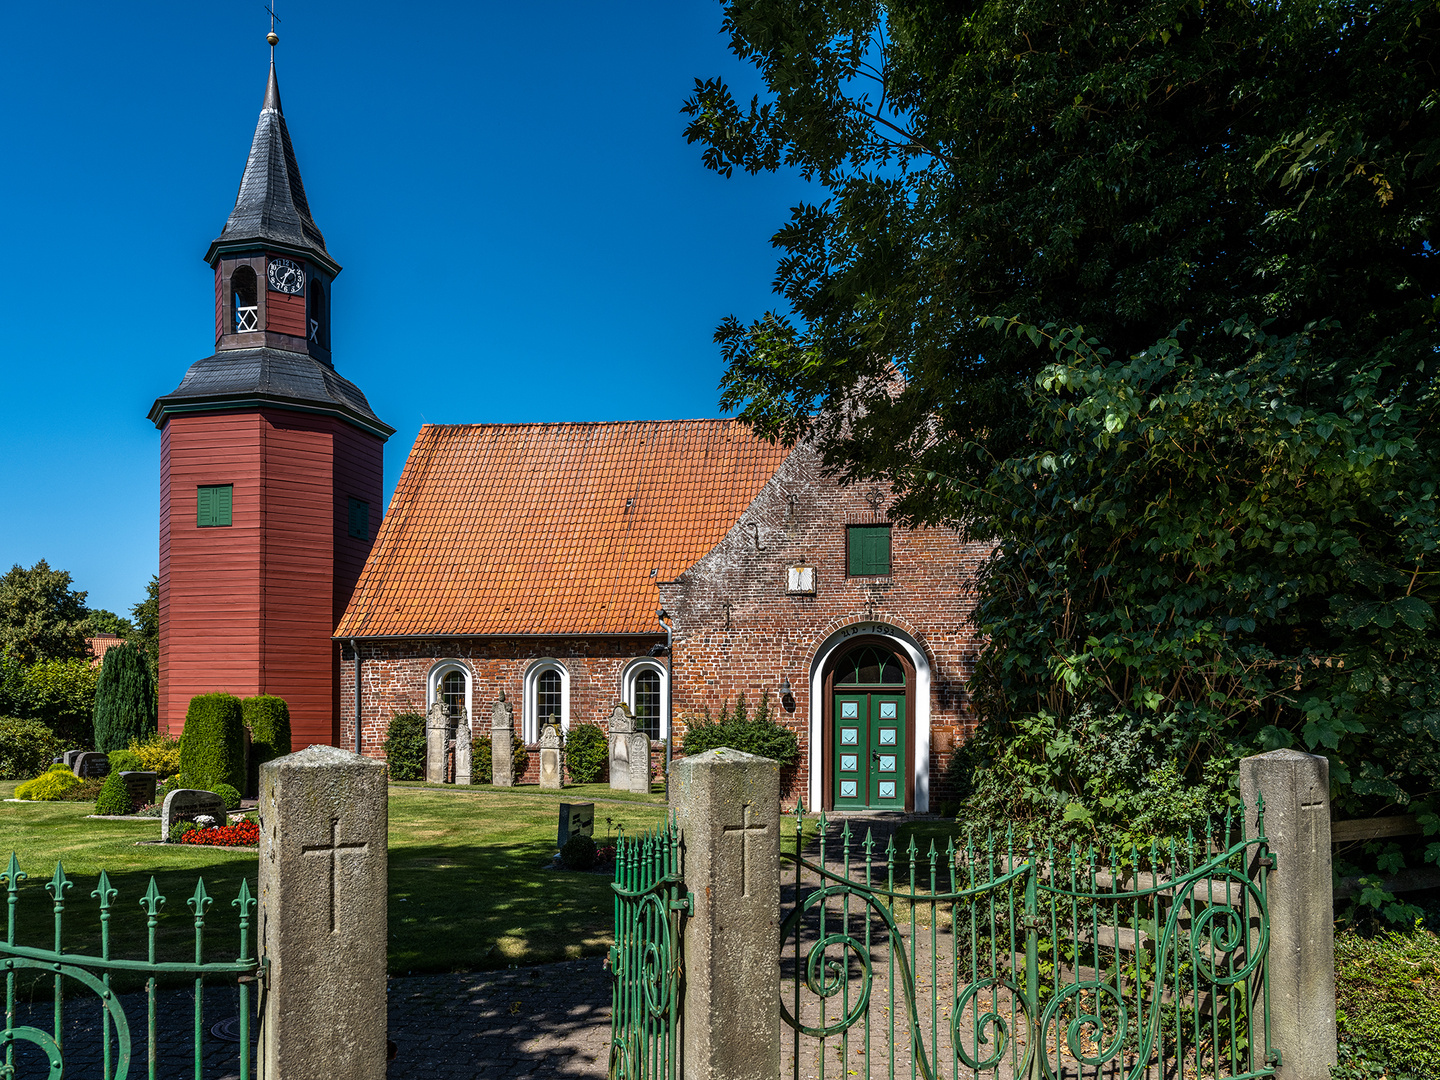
[87,609,135,638]
[0,561,90,664]
[20,658,99,745]
[91,641,157,752]
[685,0,1440,845]
[129,576,159,685]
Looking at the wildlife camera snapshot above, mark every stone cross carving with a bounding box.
[301,817,370,934]
[723,802,769,897]
[607,703,635,791]
[538,724,563,789]
[490,692,515,787]
[424,700,450,784]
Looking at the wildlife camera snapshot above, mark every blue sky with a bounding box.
[0,1,809,617]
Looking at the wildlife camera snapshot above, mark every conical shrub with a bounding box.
[91,641,157,752]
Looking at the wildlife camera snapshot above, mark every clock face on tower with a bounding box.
[267,258,305,295]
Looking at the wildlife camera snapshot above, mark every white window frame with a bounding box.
[523,659,570,743]
[426,660,473,727]
[620,657,669,741]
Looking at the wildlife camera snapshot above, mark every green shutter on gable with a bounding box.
[197,484,233,528]
[847,525,891,576]
[348,497,370,540]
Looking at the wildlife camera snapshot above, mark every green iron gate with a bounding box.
[1,854,260,1080]
[608,819,690,1080]
[779,802,1275,1080]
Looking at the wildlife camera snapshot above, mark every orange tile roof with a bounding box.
[335,420,792,638]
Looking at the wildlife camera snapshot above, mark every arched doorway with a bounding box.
[822,639,915,811]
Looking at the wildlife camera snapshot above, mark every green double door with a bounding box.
[832,692,906,810]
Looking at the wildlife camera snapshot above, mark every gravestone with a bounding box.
[259,745,387,1080]
[72,752,111,779]
[424,701,450,784]
[538,724,563,789]
[607,704,635,791]
[626,732,652,795]
[490,692,515,787]
[62,749,83,769]
[557,802,595,847]
[454,715,472,786]
[120,771,158,808]
[161,788,227,841]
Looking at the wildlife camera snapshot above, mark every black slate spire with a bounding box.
[205,61,338,274]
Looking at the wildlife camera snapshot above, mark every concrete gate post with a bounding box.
[1239,749,1337,1080]
[672,748,781,1080]
[258,745,388,1080]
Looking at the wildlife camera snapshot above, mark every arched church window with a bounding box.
[536,670,562,730]
[835,644,905,685]
[442,670,466,720]
[630,668,662,741]
[231,266,259,333]
[308,279,327,348]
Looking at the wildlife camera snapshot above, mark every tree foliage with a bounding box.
[129,576,159,685]
[92,641,157,752]
[16,658,99,745]
[0,561,90,664]
[86,610,135,638]
[685,0,1440,840]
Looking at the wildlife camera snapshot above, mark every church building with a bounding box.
[154,57,989,812]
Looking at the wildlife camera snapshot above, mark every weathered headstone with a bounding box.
[1240,749,1337,1080]
[454,715,472,786]
[490,692,516,787]
[626,732,651,795]
[424,700,449,784]
[120,771,158,808]
[72,752,111,779]
[607,704,635,791]
[161,788,227,841]
[538,724,563,789]
[62,749,83,769]
[672,748,781,1080]
[258,744,387,1080]
[557,802,595,847]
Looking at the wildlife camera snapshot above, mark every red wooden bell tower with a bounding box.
[150,59,393,748]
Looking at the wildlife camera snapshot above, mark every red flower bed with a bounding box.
[180,818,259,847]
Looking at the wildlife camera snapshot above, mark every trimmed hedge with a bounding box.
[179,693,245,792]
[91,641,157,752]
[384,712,426,780]
[211,783,241,811]
[0,716,67,780]
[16,766,82,801]
[243,695,291,793]
[94,770,134,815]
[680,693,799,766]
[564,723,609,784]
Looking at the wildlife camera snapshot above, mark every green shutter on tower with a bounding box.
[847,525,891,576]
[197,484,233,528]
[348,498,370,540]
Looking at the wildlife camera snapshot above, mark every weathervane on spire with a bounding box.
[265,3,281,58]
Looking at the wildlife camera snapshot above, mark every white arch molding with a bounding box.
[426,659,474,728]
[808,622,933,813]
[523,659,571,742]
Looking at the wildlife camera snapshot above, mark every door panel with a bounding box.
[831,693,907,809]
[868,695,905,809]
[833,694,868,809]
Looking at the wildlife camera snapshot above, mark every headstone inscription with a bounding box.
[120,771,159,808]
[490,692,515,787]
[607,704,635,791]
[454,715,472,786]
[557,802,595,847]
[161,788,227,841]
[424,701,450,784]
[626,732,652,795]
[72,752,111,779]
[538,724,563,789]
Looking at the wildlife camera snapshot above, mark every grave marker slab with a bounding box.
[627,732,651,795]
[607,704,635,791]
[424,701,449,784]
[490,692,515,787]
[454,716,472,786]
[558,802,595,847]
[161,788,227,841]
[120,771,158,808]
[72,752,110,779]
[538,724,563,789]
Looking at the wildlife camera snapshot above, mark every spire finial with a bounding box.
[265,3,281,57]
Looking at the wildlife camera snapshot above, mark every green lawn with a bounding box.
[0,781,669,991]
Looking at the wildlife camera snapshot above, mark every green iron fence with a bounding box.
[608,819,691,1080]
[1,854,260,1080]
[780,802,1274,1080]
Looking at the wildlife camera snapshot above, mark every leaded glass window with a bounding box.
[632,668,662,741]
[442,670,466,720]
[537,669,563,731]
[835,645,905,685]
